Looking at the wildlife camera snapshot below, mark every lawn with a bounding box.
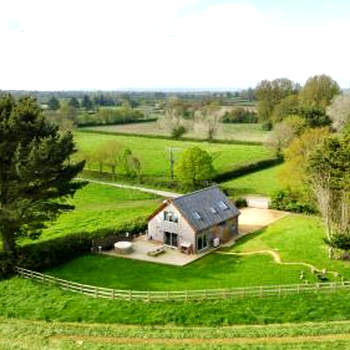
[229,215,350,280]
[46,214,350,290]
[2,277,350,327]
[222,164,284,196]
[75,131,274,181]
[20,183,162,244]
[82,122,271,143]
[3,316,350,349]
[47,253,318,291]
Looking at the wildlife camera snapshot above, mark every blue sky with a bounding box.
[1,0,350,90]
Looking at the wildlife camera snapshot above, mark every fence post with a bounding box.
[95,287,98,298]
[260,286,263,298]
[129,290,132,301]
[278,286,281,298]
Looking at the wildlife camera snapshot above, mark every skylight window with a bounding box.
[193,211,201,220]
[210,207,218,214]
[218,201,228,210]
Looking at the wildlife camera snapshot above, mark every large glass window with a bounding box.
[197,233,208,251]
[163,211,178,223]
[164,232,178,247]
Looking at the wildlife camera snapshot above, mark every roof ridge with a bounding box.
[172,185,220,201]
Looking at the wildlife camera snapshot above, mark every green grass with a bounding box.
[229,215,350,280]
[3,317,350,350]
[222,164,284,196]
[75,131,273,181]
[20,183,162,244]
[2,277,350,328]
[47,253,318,291]
[82,122,270,143]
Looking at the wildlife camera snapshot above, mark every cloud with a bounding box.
[0,0,349,90]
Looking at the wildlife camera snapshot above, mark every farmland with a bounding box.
[82,121,270,143]
[75,131,274,181]
[222,164,284,196]
[3,317,350,350]
[18,183,161,245]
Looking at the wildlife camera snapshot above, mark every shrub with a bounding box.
[222,108,258,124]
[234,197,247,208]
[270,190,316,213]
[171,126,187,139]
[261,122,273,131]
[0,217,147,277]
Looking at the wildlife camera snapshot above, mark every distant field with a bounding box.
[4,317,350,349]
[222,164,284,196]
[19,183,161,244]
[75,132,274,181]
[82,122,270,143]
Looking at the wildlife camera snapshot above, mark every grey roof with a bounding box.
[172,185,239,232]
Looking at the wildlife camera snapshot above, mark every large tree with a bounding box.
[174,147,215,189]
[308,130,350,254]
[256,78,297,122]
[300,74,340,110]
[326,94,350,131]
[0,95,86,255]
[47,96,60,111]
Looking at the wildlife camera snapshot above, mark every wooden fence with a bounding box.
[15,266,350,302]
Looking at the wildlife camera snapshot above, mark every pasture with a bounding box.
[3,317,350,350]
[82,121,270,143]
[74,131,274,181]
[222,164,284,196]
[19,183,161,244]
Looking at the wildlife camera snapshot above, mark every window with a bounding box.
[193,211,201,220]
[218,201,228,210]
[210,207,218,214]
[197,233,208,250]
[163,211,178,223]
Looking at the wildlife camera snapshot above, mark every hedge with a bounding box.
[213,157,283,183]
[77,117,157,128]
[77,129,263,146]
[0,217,147,277]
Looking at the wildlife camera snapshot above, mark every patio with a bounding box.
[103,235,214,266]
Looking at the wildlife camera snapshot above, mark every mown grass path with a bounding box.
[216,250,339,278]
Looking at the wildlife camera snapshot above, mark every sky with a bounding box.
[1,0,350,91]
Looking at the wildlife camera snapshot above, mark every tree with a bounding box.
[174,147,215,189]
[308,131,350,254]
[327,94,350,131]
[0,95,86,256]
[59,103,78,127]
[104,140,121,180]
[81,95,93,110]
[68,97,80,109]
[265,122,296,156]
[119,148,141,180]
[158,97,194,138]
[256,78,297,122]
[47,96,60,110]
[280,127,330,192]
[271,95,300,123]
[299,74,340,110]
[195,100,221,141]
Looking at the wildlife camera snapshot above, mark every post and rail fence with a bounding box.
[15,266,350,302]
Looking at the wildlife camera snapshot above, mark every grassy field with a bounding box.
[82,122,270,143]
[228,215,350,280]
[2,277,350,327]
[19,183,161,244]
[222,164,284,196]
[75,131,274,181]
[3,317,350,349]
[45,214,349,290]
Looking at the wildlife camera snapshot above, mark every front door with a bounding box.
[164,232,178,247]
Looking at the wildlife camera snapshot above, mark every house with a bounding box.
[147,186,240,254]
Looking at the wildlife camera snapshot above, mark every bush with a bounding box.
[234,197,247,208]
[270,190,316,213]
[0,217,147,277]
[222,108,258,123]
[261,121,273,131]
[171,126,187,139]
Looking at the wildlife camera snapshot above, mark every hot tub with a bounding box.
[114,241,133,255]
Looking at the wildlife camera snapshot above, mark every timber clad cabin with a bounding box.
[147,186,240,254]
